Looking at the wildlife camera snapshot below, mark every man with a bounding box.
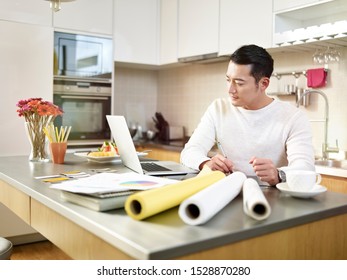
[180,44,315,186]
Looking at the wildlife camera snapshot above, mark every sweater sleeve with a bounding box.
[281,109,315,172]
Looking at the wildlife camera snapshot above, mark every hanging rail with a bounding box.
[272,68,328,80]
[272,71,307,80]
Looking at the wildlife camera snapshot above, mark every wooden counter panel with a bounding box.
[0,179,30,224]
[322,175,347,194]
[31,197,347,260]
[176,213,347,260]
[137,146,181,163]
[30,199,133,260]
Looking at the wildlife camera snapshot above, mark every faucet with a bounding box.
[296,89,339,160]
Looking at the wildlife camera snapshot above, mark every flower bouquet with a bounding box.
[16,98,63,162]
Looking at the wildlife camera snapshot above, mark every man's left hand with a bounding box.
[249,156,279,186]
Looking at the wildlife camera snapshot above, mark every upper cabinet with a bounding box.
[219,0,273,56]
[273,0,332,12]
[53,0,113,35]
[177,0,219,60]
[114,0,159,65]
[0,0,52,26]
[273,0,347,46]
[160,0,178,65]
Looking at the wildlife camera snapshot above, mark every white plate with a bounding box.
[276,182,327,198]
[74,151,148,163]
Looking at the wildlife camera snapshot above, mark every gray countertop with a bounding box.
[1,154,347,259]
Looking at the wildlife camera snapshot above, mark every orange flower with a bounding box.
[16,98,63,120]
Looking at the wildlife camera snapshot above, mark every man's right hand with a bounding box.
[202,154,233,174]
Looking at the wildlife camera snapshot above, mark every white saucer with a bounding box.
[276,182,327,198]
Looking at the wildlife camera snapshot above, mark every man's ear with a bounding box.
[260,77,270,89]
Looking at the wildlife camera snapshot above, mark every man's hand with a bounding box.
[204,154,233,174]
[249,156,279,185]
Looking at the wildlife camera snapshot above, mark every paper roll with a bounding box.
[197,165,212,176]
[179,171,247,225]
[243,178,271,220]
[125,171,225,220]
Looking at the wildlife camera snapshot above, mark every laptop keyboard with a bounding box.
[141,162,171,172]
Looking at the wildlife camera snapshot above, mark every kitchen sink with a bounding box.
[315,159,347,169]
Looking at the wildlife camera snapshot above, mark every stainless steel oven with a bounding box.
[53,76,112,145]
[54,31,112,79]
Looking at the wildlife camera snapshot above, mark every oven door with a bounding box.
[53,94,111,141]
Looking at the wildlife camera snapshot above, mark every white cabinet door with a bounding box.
[114,0,159,65]
[178,0,219,59]
[273,0,333,12]
[0,0,52,26]
[53,0,113,35]
[219,0,273,56]
[160,0,178,65]
[0,21,53,156]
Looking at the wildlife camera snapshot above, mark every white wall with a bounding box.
[0,21,53,157]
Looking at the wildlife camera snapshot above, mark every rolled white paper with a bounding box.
[179,171,247,225]
[243,178,271,220]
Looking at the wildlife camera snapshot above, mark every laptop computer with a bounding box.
[106,115,198,176]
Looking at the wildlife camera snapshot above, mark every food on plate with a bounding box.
[88,141,119,157]
[88,151,117,157]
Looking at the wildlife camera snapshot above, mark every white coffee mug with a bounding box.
[286,170,322,192]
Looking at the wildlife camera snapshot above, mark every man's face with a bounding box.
[226,61,265,110]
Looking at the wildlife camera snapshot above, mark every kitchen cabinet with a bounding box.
[0,0,52,26]
[114,0,159,65]
[177,0,219,59]
[0,180,30,225]
[219,0,273,56]
[53,0,113,35]
[0,176,43,244]
[273,0,347,45]
[273,0,333,12]
[159,0,178,65]
[321,175,347,194]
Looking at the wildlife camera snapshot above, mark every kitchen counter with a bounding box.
[315,165,347,178]
[1,154,347,259]
[134,138,187,152]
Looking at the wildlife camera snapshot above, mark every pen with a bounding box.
[216,141,227,158]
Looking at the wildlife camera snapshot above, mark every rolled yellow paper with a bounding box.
[197,165,212,176]
[125,171,225,220]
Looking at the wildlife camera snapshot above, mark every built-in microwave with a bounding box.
[53,77,112,144]
[54,31,113,79]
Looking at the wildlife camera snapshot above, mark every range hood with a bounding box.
[178,52,229,64]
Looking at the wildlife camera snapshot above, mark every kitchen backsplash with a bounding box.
[113,66,158,132]
[114,47,347,158]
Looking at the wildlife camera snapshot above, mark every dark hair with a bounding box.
[230,44,274,83]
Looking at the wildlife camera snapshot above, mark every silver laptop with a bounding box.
[106,115,198,176]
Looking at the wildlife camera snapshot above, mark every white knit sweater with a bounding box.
[180,98,315,176]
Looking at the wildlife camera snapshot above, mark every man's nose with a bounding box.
[228,82,236,93]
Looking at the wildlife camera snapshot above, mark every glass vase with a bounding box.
[25,122,50,162]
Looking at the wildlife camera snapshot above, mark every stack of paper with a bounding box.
[51,172,177,211]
